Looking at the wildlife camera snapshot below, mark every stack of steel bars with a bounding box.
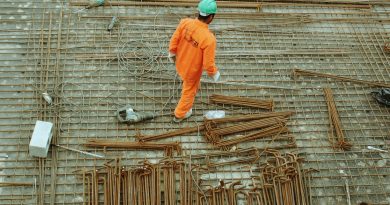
[204,112,293,149]
[209,94,274,110]
[193,151,314,205]
[80,149,314,204]
[81,158,192,205]
[323,88,352,150]
[254,150,314,205]
[199,181,244,205]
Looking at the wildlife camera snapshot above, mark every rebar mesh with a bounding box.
[0,0,389,204]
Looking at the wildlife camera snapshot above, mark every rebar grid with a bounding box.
[0,1,390,204]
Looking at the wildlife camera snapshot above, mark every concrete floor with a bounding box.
[0,0,390,204]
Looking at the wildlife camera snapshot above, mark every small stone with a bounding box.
[377,159,387,167]
[357,161,366,167]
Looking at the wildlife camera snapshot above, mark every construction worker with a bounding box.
[169,0,220,122]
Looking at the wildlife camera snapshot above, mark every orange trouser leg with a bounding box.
[174,79,200,118]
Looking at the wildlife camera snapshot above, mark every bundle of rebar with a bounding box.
[209,94,274,110]
[138,125,205,142]
[84,139,182,156]
[215,125,288,148]
[206,148,261,168]
[253,151,313,205]
[323,88,352,150]
[197,152,313,205]
[82,158,192,205]
[138,112,294,142]
[80,150,313,205]
[204,113,291,149]
[210,111,293,124]
[211,117,288,137]
[198,181,244,205]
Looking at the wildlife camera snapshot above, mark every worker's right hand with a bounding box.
[168,52,176,63]
[212,71,221,82]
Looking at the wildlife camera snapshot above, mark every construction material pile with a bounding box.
[323,88,352,150]
[81,158,192,205]
[209,94,274,110]
[199,151,313,205]
[80,150,313,205]
[204,111,294,150]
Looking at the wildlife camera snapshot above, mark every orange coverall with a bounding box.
[169,18,218,118]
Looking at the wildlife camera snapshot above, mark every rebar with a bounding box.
[3,0,390,204]
[138,125,205,142]
[84,139,182,155]
[293,68,390,88]
[209,112,294,124]
[214,125,288,148]
[81,158,194,205]
[204,112,292,149]
[209,94,274,110]
[323,88,352,150]
[0,182,34,187]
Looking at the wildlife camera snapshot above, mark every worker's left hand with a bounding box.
[168,52,176,63]
[212,71,221,82]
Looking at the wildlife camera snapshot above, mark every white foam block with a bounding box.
[29,120,53,158]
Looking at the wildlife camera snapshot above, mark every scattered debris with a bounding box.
[42,92,52,105]
[367,146,388,153]
[204,110,225,119]
[86,0,105,9]
[107,16,118,32]
[0,153,8,158]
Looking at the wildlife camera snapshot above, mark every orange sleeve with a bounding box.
[169,20,184,54]
[203,36,218,76]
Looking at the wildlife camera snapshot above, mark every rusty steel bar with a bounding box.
[293,68,390,88]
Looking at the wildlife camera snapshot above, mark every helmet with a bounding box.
[198,0,217,16]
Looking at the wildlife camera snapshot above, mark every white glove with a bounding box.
[212,71,220,82]
[168,52,176,63]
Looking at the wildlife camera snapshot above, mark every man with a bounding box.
[169,0,220,122]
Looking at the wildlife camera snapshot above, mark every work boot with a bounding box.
[173,109,192,123]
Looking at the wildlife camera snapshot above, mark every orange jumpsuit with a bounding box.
[169,18,218,118]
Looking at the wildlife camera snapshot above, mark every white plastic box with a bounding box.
[29,120,53,158]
